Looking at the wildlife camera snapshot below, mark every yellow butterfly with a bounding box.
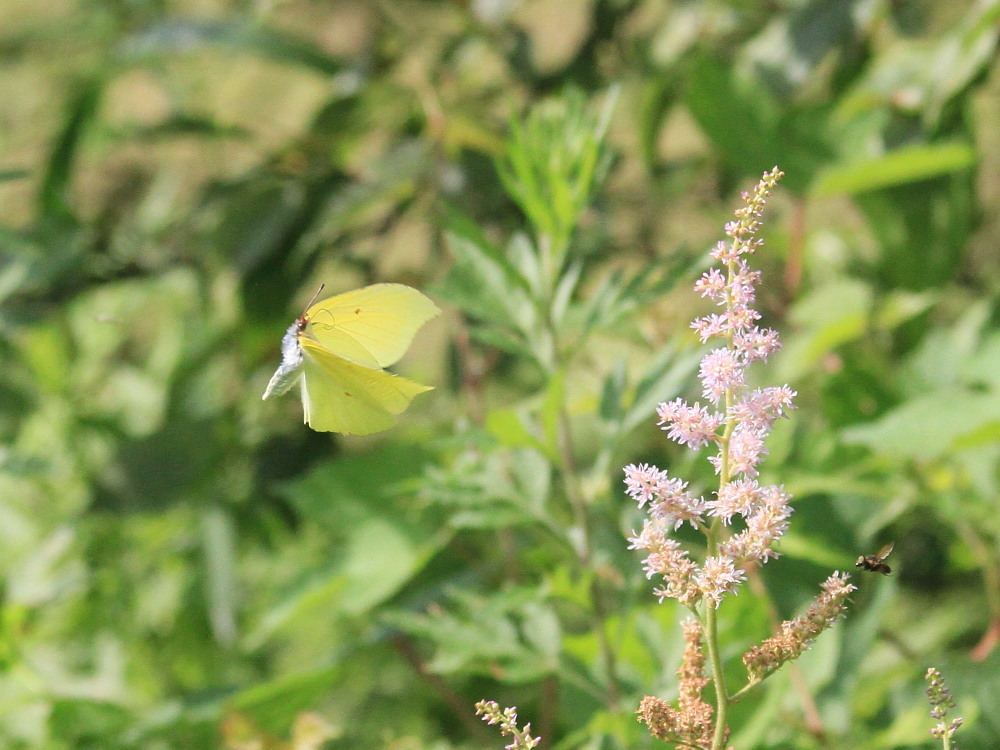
[262,283,440,435]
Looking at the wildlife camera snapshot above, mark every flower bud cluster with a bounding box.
[626,168,797,609]
[475,700,541,749]
[742,572,856,683]
[637,619,718,748]
[925,667,963,742]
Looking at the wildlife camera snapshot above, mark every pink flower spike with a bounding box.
[624,168,792,609]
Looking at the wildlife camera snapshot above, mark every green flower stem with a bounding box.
[704,601,730,750]
[729,680,758,703]
[705,342,740,749]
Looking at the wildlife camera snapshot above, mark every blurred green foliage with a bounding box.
[2,1,1000,748]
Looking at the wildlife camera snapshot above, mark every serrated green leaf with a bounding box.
[445,232,537,338]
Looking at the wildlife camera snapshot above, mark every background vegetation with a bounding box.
[2,1,999,748]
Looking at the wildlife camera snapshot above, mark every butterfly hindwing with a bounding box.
[299,338,433,435]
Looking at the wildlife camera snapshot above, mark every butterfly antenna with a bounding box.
[304,283,326,310]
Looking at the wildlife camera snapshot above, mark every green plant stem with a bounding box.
[538,232,561,298]
[729,680,758,703]
[556,404,620,709]
[393,634,495,743]
[705,315,740,748]
[532,226,621,708]
[704,603,729,750]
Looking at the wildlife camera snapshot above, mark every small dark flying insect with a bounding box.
[855,542,894,575]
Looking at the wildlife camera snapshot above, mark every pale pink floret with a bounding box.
[725,303,762,332]
[728,261,761,306]
[729,386,797,431]
[650,490,707,532]
[734,526,782,564]
[733,327,781,362]
[709,240,738,263]
[699,348,746,404]
[628,521,699,603]
[758,483,793,518]
[694,268,727,301]
[628,520,679,581]
[690,313,728,343]
[708,425,768,477]
[695,555,747,608]
[707,478,761,523]
[727,425,768,476]
[627,517,668,554]
[821,571,856,603]
[623,463,675,508]
[735,484,793,562]
[718,485,792,566]
[624,464,707,530]
[656,399,724,449]
[763,385,797,415]
[642,537,692,575]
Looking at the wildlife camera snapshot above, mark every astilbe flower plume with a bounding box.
[626,167,797,611]
[625,168,870,750]
[628,169,860,750]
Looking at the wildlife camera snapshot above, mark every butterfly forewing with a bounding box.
[304,283,440,368]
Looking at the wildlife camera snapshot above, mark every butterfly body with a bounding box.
[262,316,308,400]
[855,542,894,575]
[263,284,439,434]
